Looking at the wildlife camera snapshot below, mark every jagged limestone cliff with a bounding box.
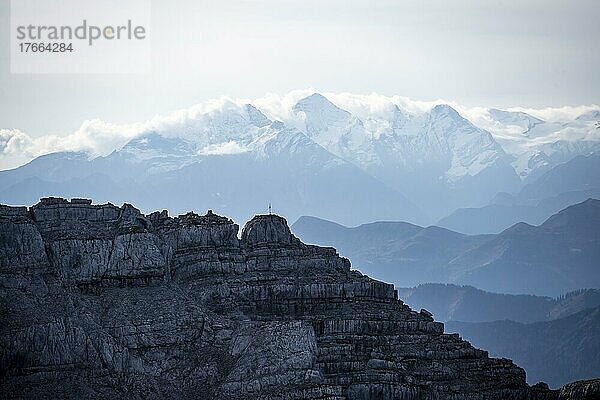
[0,198,587,399]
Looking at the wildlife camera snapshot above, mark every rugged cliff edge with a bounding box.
[0,198,593,399]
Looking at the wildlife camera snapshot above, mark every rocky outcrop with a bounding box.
[0,198,575,399]
[558,379,600,399]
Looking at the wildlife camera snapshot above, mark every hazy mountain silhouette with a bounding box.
[438,153,600,234]
[292,199,600,296]
[398,284,600,323]
[446,306,600,388]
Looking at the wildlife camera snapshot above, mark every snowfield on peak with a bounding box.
[250,91,600,185]
[476,107,600,179]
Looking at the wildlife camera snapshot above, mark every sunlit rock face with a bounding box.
[0,198,568,399]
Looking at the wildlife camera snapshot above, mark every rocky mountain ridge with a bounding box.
[1,197,592,399]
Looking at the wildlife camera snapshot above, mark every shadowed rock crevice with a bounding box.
[0,197,591,399]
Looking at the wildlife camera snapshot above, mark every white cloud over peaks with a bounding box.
[251,89,317,131]
[0,97,253,170]
[506,105,600,122]
[0,120,147,170]
[0,129,36,170]
[252,90,453,122]
[1,90,599,171]
[0,129,33,156]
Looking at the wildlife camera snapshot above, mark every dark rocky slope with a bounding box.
[0,198,590,399]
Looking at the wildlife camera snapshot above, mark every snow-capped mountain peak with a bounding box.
[293,93,350,120]
[292,93,353,138]
[430,104,462,120]
[3,90,598,224]
[479,107,600,179]
[285,94,517,216]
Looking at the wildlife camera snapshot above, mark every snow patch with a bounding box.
[199,141,248,155]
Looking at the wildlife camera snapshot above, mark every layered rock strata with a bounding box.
[0,198,573,399]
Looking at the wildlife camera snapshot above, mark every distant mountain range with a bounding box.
[483,108,600,181]
[398,284,600,388]
[292,94,521,219]
[437,153,600,233]
[447,306,600,388]
[292,198,600,296]
[0,112,422,227]
[1,92,599,226]
[398,284,600,323]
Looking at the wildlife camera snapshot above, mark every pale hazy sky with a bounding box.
[1,0,599,138]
